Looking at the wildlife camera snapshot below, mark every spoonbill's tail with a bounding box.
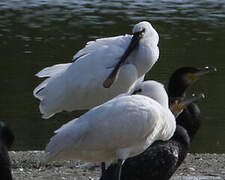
[33,63,71,119]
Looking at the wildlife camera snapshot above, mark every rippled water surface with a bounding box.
[0,0,224,152]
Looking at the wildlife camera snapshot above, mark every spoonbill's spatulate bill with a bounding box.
[33,21,159,119]
[45,81,178,180]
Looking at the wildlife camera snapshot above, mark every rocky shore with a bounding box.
[10,151,225,180]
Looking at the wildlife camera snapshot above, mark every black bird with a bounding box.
[100,66,216,180]
[168,66,216,138]
[0,121,15,180]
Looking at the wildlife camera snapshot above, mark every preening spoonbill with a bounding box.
[44,81,184,180]
[33,21,159,119]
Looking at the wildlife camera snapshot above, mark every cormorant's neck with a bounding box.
[176,103,201,139]
[168,80,188,98]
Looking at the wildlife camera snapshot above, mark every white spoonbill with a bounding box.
[33,21,159,119]
[44,81,190,180]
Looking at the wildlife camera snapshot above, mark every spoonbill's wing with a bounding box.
[33,63,71,100]
[54,118,78,134]
[45,95,164,162]
[73,34,132,61]
[35,63,71,78]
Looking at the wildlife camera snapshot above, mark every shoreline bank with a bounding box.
[10,151,225,180]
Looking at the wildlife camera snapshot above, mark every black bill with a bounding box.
[103,30,144,88]
[194,66,217,77]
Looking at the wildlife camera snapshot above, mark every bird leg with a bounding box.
[101,162,106,176]
[115,159,123,180]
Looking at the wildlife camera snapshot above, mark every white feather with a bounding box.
[73,34,131,61]
[54,118,78,134]
[35,63,71,78]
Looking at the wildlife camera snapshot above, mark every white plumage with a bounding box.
[45,81,176,165]
[33,21,159,119]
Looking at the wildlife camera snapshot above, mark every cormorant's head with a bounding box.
[168,66,216,98]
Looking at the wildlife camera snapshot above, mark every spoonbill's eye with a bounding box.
[140,29,145,37]
[132,88,142,95]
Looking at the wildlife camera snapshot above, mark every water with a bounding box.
[0,0,224,152]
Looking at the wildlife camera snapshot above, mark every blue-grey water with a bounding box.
[0,0,224,153]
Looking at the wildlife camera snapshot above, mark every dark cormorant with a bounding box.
[0,121,15,180]
[168,66,216,138]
